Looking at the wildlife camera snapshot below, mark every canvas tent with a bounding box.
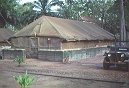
[10,16,114,61]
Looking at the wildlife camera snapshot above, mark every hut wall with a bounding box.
[11,37,61,49]
[11,36,61,58]
[61,40,113,49]
[67,47,108,61]
[11,37,19,47]
[11,37,29,48]
[2,49,26,59]
[38,37,61,49]
[38,50,63,62]
[38,47,108,62]
[11,37,113,50]
[11,37,113,60]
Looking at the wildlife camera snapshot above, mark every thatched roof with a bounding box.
[13,16,114,41]
[0,28,14,42]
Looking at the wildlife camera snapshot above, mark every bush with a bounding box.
[14,56,25,66]
[14,71,34,88]
[63,51,71,58]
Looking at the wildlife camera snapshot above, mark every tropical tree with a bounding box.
[58,0,80,19]
[104,0,129,35]
[33,0,63,16]
[123,0,129,32]
[58,0,114,22]
[0,0,128,35]
[82,0,115,28]
[12,2,39,30]
[0,0,37,30]
[0,0,19,27]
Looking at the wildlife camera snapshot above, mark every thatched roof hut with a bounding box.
[11,16,114,60]
[13,16,114,41]
[0,28,14,46]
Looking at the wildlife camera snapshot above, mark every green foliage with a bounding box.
[0,0,19,27]
[63,51,71,58]
[14,71,34,88]
[58,0,115,21]
[14,56,25,66]
[33,0,63,15]
[1,0,128,35]
[11,2,39,29]
[105,0,129,34]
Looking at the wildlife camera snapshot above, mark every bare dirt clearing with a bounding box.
[0,55,128,88]
[0,71,124,88]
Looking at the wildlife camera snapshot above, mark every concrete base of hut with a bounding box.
[38,50,63,62]
[38,47,108,62]
[2,48,26,59]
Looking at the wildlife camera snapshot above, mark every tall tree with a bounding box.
[0,0,18,27]
[13,2,39,29]
[58,0,84,19]
[105,0,129,35]
[58,0,114,24]
[120,0,126,41]
[33,0,63,16]
[0,0,63,29]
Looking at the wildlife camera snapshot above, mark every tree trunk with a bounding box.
[120,0,126,41]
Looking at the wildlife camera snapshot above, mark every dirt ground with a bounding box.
[0,71,124,88]
[0,55,128,88]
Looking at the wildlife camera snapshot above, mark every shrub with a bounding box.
[63,51,71,63]
[63,51,71,58]
[14,56,25,66]
[14,71,34,88]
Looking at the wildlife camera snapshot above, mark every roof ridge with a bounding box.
[45,16,63,38]
[13,16,114,40]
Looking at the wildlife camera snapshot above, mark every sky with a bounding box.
[19,0,37,4]
[20,0,60,11]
